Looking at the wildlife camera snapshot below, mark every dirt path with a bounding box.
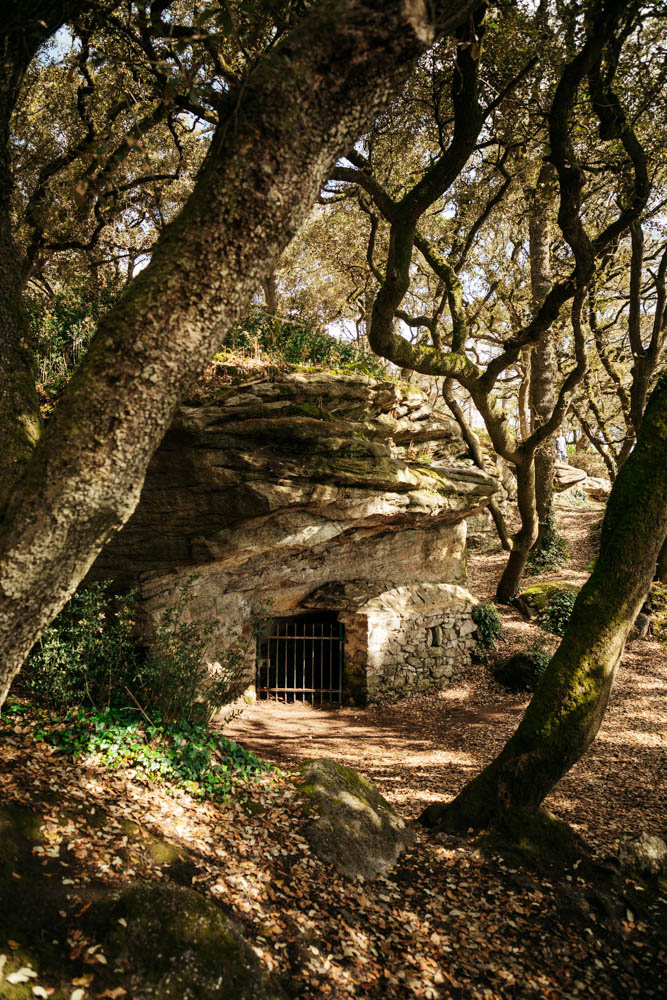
[226,502,667,855]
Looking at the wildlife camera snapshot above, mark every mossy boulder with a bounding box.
[515,580,579,620]
[0,804,284,1000]
[493,652,548,692]
[84,883,286,1000]
[618,832,667,878]
[297,758,415,880]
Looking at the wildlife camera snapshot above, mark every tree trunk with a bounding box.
[495,457,538,602]
[261,270,279,316]
[442,380,512,551]
[0,0,478,709]
[528,163,557,548]
[658,536,667,585]
[421,373,667,834]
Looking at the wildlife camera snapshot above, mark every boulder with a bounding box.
[618,832,667,878]
[580,476,612,502]
[493,652,548,692]
[297,758,414,880]
[553,461,587,491]
[514,580,579,620]
[85,883,286,1000]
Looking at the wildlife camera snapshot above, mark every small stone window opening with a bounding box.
[429,625,442,648]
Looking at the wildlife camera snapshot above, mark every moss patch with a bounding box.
[84,883,285,999]
[515,580,580,617]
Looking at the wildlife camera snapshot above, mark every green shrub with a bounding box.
[28,279,123,400]
[472,602,503,651]
[538,590,577,636]
[527,508,570,574]
[492,646,551,692]
[20,707,272,801]
[25,577,251,724]
[24,582,139,712]
[530,646,552,684]
[225,310,386,375]
[137,578,250,725]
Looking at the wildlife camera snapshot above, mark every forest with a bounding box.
[0,0,665,998]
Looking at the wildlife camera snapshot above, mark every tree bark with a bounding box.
[494,456,538,602]
[421,372,667,834]
[0,0,479,709]
[528,162,557,548]
[442,380,512,551]
[658,536,667,585]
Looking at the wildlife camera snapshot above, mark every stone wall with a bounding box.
[305,582,477,704]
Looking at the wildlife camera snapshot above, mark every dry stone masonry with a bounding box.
[92,369,499,704]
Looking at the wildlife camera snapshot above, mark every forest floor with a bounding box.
[1,501,666,1000]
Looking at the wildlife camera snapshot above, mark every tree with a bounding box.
[0,0,480,708]
[307,0,658,601]
[421,371,667,836]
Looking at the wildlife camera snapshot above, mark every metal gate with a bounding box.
[256,614,344,704]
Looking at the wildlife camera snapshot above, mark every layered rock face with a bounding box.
[93,370,498,703]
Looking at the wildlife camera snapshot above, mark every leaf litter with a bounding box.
[0,505,664,999]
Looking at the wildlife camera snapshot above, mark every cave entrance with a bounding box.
[256,612,344,705]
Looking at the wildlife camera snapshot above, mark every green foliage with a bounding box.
[472,602,503,652]
[563,487,594,509]
[24,582,139,713]
[492,647,551,692]
[27,279,123,400]
[538,590,577,637]
[25,576,251,725]
[137,578,251,725]
[527,509,571,574]
[224,310,386,376]
[529,646,552,686]
[17,706,272,801]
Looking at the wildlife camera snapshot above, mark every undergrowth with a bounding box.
[224,310,386,376]
[527,509,571,574]
[4,702,273,801]
[538,590,577,637]
[24,577,252,724]
[472,602,503,659]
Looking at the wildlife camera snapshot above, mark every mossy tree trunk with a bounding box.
[0,0,479,709]
[421,373,667,834]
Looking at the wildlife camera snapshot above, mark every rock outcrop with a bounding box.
[93,370,499,703]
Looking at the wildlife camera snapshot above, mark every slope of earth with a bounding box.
[0,503,665,1000]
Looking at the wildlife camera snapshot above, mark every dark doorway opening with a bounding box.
[256,612,343,705]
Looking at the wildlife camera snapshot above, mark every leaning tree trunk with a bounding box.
[422,372,667,834]
[0,0,478,710]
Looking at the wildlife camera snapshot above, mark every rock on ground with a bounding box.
[619,832,667,878]
[297,758,415,880]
